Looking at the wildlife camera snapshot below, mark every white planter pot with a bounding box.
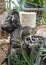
[19,12,36,28]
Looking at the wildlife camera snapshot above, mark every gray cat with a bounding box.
[1,9,31,65]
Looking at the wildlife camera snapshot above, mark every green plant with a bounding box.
[5,0,11,12]
[22,47,36,65]
[6,47,36,65]
[36,18,46,25]
[26,0,45,7]
[43,11,46,22]
[40,47,46,60]
[34,39,44,65]
[12,0,25,11]
[5,0,25,12]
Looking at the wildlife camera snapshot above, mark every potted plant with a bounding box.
[24,0,45,8]
[23,0,45,17]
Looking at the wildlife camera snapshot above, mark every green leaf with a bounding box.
[43,11,46,22]
[6,54,11,65]
[11,1,16,5]
[35,40,44,65]
[43,56,46,60]
[30,47,36,65]
[40,48,46,52]
[22,47,35,65]
[22,49,31,65]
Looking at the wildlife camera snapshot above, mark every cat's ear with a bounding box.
[9,9,19,17]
